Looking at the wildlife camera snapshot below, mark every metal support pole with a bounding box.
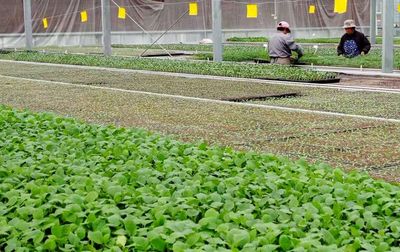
[273,0,278,24]
[212,0,223,62]
[101,0,112,56]
[23,0,33,50]
[370,0,377,45]
[382,0,394,73]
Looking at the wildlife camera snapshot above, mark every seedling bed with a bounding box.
[1,46,400,251]
[1,61,399,119]
[1,74,399,181]
[0,61,399,120]
[1,105,400,250]
[340,74,400,89]
[0,51,339,83]
[20,45,400,70]
[262,125,384,142]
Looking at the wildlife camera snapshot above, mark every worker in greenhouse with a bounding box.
[268,21,304,65]
[337,19,371,58]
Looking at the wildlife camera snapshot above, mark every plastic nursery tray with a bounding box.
[0,49,25,54]
[221,92,299,102]
[141,52,189,57]
[253,58,270,64]
[257,77,341,84]
[302,78,341,84]
[253,58,307,65]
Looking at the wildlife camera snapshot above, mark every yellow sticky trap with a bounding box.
[118,7,126,19]
[247,4,257,18]
[81,11,88,23]
[398,3,400,13]
[334,0,347,14]
[42,18,48,29]
[309,5,316,14]
[189,2,198,16]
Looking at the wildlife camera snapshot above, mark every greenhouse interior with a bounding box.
[0,0,400,251]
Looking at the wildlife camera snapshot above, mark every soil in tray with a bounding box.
[340,74,400,89]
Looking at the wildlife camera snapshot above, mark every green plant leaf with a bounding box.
[227,229,250,248]
[279,235,293,251]
[123,216,137,236]
[88,230,104,244]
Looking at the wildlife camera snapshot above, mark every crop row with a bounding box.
[195,46,400,69]
[0,105,399,251]
[252,89,400,120]
[111,44,400,69]
[226,36,400,45]
[23,44,400,69]
[0,60,398,120]
[100,44,400,69]
[0,71,399,180]
[0,51,338,82]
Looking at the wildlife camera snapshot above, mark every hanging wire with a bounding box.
[110,0,173,57]
[139,9,190,57]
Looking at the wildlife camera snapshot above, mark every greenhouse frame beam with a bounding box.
[370,0,376,44]
[23,0,33,50]
[101,0,112,56]
[382,0,394,73]
[212,0,223,62]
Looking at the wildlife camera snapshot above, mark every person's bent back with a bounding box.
[337,19,371,58]
[268,21,304,65]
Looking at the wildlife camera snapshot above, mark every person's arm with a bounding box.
[295,45,304,58]
[361,33,371,55]
[337,36,345,56]
[286,37,304,58]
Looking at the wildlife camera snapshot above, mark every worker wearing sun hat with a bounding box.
[268,21,304,65]
[337,19,371,58]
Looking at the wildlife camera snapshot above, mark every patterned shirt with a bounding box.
[337,30,371,57]
[343,40,360,58]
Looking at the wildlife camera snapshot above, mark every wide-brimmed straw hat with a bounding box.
[343,19,356,29]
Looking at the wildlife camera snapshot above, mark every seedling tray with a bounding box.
[221,92,299,102]
[141,52,189,57]
[253,58,307,66]
[257,77,341,84]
